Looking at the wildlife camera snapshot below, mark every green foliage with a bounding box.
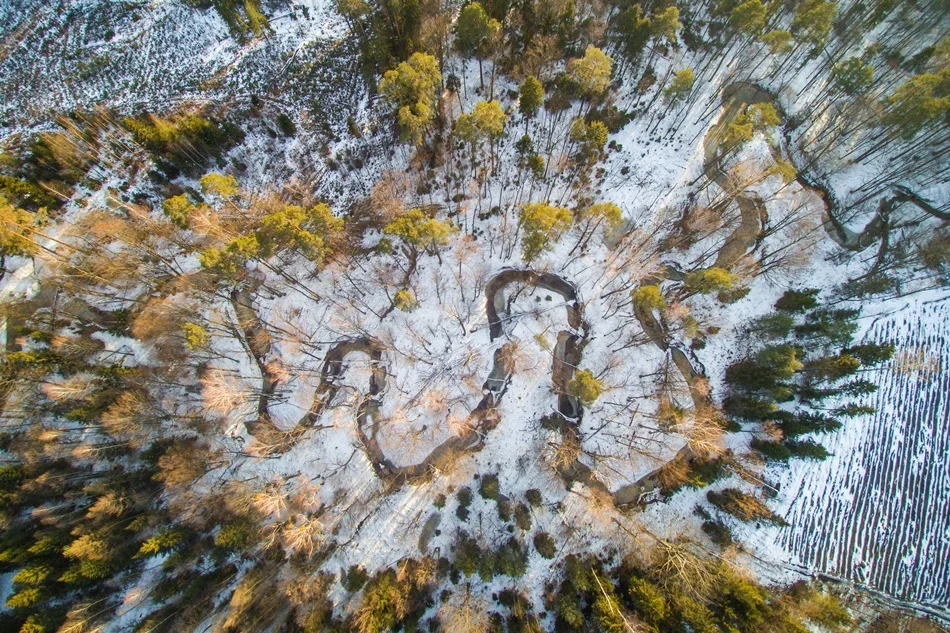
[702,519,733,548]
[627,576,669,625]
[844,343,895,366]
[707,488,786,525]
[186,0,270,39]
[684,267,738,294]
[455,2,500,60]
[215,520,256,551]
[383,208,456,256]
[651,6,681,45]
[579,202,623,232]
[200,173,240,199]
[884,69,950,139]
[276,112,296,137]
[200,234,260,278]
[791,0,837,47]
[663,68,695,103]
[519,202,571,261]
[162,194,195,229]
[393,288,417,311]
[775,288,819,313]
[762,29,794,54]
[567,46,613,99]
[0,175,57,211]
[513,503,532,531]
[518,76,544,119]
[454,100,507,145]
[568,118,609,166]
[379,52,442,145]
[479,474,500,500]
[750,312,795,339]
[6,585,43,608]
[181,322,210,351]
[137,526,188,558]
[615,5,652,61]
[493,537,528,578]
[355,569,404,633]
[122,113,243,174]
[831,57,875,95]
[525,489,542,507]
[0,195,38,258]
[751,437,793,461]
[729,0,769,37]
[343,565,370,592]
[256,203,343,262]
[533,532,556,559]
[632,284,666,312]
[566,369,603,406]
[455,486,473,521]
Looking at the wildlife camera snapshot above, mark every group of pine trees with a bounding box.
[725,288,894,461]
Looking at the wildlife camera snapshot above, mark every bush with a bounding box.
[493,538,528,578]
[513,503,532,531]
[701,520,733,548]
[342,565,370,592]
[479,474,500,500]
[456,487,473,521]
[276,113,296,137]
[566,369,603,406]
[774,288,819,313]
[525,489,542,507]
[533,532,556,559]
[751,438,792,461]
[627,576,669,625]
[707,488,785,525]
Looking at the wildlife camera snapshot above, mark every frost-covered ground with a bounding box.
[772,296,950,608]
[0,0,355,135]
[1,0,948,626]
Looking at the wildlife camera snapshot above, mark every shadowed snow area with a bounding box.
[0,0,351,132]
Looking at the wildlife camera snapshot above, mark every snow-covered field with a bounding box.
[774,297,950,608]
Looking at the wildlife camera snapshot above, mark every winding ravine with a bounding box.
[231,80,945,508]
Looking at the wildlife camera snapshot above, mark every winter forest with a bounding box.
[0,0,948,631]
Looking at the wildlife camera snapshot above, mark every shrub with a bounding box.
[775,288,819,313]
[343,565,370,592]
[525,489,542,507]
[456,487,473,521]
[707,488,785,525]
[493,538,528,578]
[513,503,532,531]
[533,532,556,559]
[393,288,418,312]
[631,284,665,312]
[701,520,733,548]
[566,369,603,406]
[684,267,738,294]
[479,474,500,500]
